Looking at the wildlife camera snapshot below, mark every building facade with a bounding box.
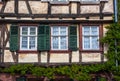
[0,0,113,81]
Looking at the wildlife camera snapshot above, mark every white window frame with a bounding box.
[20,26,37,51]
[82,26,99,50]
[51,26,68,50]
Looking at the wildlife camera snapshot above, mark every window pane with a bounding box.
[91,27,98,35]
[22,27,28,35]
[30,27,36,35]
[60,27,67,35]
[52,27,59,35]
[60,37,67,49]
[91,37,99,49]
[29,37,36,49]
[83,27,90,35]
[22,37,28,49]
[52,37,59,49]
[83,37,90,49]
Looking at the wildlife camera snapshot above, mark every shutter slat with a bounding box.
[10,25,18,52]
[69,25,77,51]
[38,25,50,51]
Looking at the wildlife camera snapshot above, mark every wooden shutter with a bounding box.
[38,25,50,51]
[10,24,18,52]
[69,25,77,51]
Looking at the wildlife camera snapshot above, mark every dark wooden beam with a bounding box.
[0,13,113,18]
[25,0,33,18]
[99,2,105,19]
[47,51,50,65]
[14,0,18,15]
[77,2,80,15]
[69,51,72,63]
[4,25,10,47]
[1,24,5,63]
[0,1,7,14]
[69,2,71,14]
[48,2,51,15]
[0,19,113,24]
[38,51,41,64]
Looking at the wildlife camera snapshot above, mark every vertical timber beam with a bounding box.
[1,24,5,63]
[47,51,50,65]
[69,2,71,14]
[48,2,51,15]
[38,51,41,64]
[26,0,33,18]
[69,51,72,63]
[99,2,105,19]
[77,2,80,15]
[0,25,2,63]
[15,0,18,15]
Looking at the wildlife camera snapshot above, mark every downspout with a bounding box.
[113,0,118,67]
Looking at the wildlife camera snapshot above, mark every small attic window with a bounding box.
[80,0,100,4]
[50,0,69,4]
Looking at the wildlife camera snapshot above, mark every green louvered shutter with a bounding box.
[69,25,77,51]
[10,24,18,52]
[38,25,50,51]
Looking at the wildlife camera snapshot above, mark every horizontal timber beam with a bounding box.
[0,19,113,24]
[0,13,113,18]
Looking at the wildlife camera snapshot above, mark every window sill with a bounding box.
[50,50,71,53]
[79,50,103,53]
[18,50,38,53]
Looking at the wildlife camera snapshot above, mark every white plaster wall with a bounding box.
[51,6,69,14]
[41,52,47,63]
[50,53,69,63]
[72,51,79,62]
[19,54,38,63]
[4,50,14,62]
[71,3,77,14]
[4,1,14,13]
[19,1,29,13]
[82,53,101,62]
[29,1,48,14]
[81,5,99,13]
[103,0,113,13]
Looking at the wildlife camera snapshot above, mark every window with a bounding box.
[82,26,99,50]
[81,0,99,1]
[20,26,37,50]
[51,26,68,50]
[50,0,69,4]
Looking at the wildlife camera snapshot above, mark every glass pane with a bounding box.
[30,27,36,35]
[22,27,28,35]
[52,37,59,49]
[83,27,90,35]
[91,37,99,49]
[60,27,67,35]
[83,37,90,49]
[91,27,98,35]
[29,37,36,49]
[22,37,28,49]
[52,27,59,35]
[60,37,67,49]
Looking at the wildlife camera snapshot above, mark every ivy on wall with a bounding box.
[0,64,108,81]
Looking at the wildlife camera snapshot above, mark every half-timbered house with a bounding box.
[0,0,113,80]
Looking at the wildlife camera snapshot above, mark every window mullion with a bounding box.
[28,27,30,50]
[59,27,60,50]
